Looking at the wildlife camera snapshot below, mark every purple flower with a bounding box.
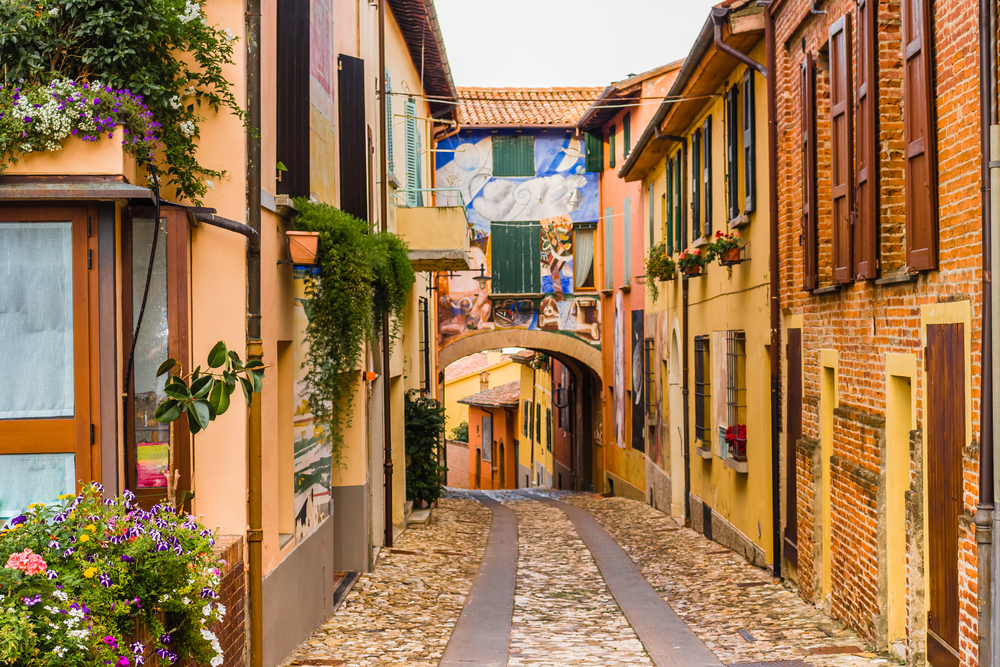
[98,573,112,587]
[155,542,169,552]
[159,634,172,645]
[132,597,141,608]
[121,554,135,563]
[131,642,144,656]
[22,595,41,606]
[103,635,118,648]
[9,515,25,526]
[22,116,32,123]
[48,539,60,549]
[62,548,75,557]
[123,490,136,504]
[46,570,58,580]
[117,657,130,667]
[199,587,218,599]
[104,498,116,506]
[135,658,145,666]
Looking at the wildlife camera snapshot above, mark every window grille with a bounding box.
[726,330,747,461]
[644,338,656,418]
[694,335,711,443]
[418,297,430,393]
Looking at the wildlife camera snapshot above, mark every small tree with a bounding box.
[450,420,470,443]
[404,390,447,507]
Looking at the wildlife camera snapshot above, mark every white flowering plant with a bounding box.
[0,0,244,204]
[0,484,227,667]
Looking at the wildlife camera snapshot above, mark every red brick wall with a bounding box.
[774,0,982,663]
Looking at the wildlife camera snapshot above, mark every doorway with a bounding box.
[669,328,684,518]
[499,441,505,489]
[925,323,963,667]
[474,449,481,490]
[784,329,801,566]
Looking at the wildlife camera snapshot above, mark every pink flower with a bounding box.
[4,549,48,576]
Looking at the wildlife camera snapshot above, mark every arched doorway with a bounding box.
[474,448,481,490]
[669,325,685,519]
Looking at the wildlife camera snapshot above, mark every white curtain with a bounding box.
[0,222,74,419]
[574,229,595,289]
[0,453,76,524]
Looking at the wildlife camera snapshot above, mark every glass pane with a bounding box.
[0,453,76,526]
[131,218,171,488]
[574,229,595,289]
[0,221,74,419]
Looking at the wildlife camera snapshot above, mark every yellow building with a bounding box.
[618,8,774,569]
[512,351,555,488]
[443,350,520,435]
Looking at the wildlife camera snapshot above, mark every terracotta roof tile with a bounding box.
[457,381,521,408]
[457,87,605,126]
[444,352,511,382]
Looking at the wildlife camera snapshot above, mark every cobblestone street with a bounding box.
[281,491,897,667]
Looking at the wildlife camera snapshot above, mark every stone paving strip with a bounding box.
[279,493,492,667]
[487,490,655,667]
[548,491,899,667]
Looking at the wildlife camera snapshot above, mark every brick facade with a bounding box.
[774,0,983,664]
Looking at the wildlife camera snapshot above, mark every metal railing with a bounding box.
[393,187,465,208]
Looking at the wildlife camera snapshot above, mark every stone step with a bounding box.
[407,508,432,527]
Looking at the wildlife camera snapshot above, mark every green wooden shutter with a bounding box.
[609,125,616,169]
[405,97,417,206]
[623,196,632,283]
[648,183,655,248]
[585,131,604,172]
[546,407,552,450]
[703,115,712,238]
[385,69,394,175]
[415,133,424,207]
[744,69,757,214]
[604,207,614,289]
[691,132,701,239]
[674,153,683,251]
[666,159,674,254]
[536,408,541,445]
[493,136,535,177]
[623,112,632,157]
[491,221,540,293]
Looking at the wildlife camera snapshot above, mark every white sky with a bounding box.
[433,0,721,88]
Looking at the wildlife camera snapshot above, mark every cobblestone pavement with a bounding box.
[279,494,492,666]
[546,491,898,667]
[492,491,653,666]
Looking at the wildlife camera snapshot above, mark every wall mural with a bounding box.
[435,130,601,349]
[631,310,645,453]
[614,291,624,448]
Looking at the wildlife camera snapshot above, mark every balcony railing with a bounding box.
[394,187,465,209]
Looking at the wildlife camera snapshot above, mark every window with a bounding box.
[725,330,747,461]
[623,196,632,283]
[482,414,492,463]
[829,15,853,285]
[604,207,614,289]
[609,125,616,169]
[419,297,430,392]
[691,131,701,240]
[702,115,712,238]
[648,182,655,249]
[404,97,422,206]
[493,135,535,177]
[674,151,684,251]
[491,221,540,293]
[903,0,938,270]
[338,54,367,221]
[585,131,604,172]
[546,408,552,451]
[666,159,674,254]
[855,0,879,279]
[623,112,632,157]
[574,222,596,290]
[694,335,711,444]
[743,70,757,214]
[536,406,541,445]
[523,400,531,437]
[801,55,818,291]
[276,0,310,199]
[277,340,294,541]
[0,206,98,524]
[644,338,656,418]
[727,85,740,221]
[385,69,394,175]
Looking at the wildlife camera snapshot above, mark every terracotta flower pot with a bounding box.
[682,264,702,277]
[286,231,320,265]
[720,246,742,265]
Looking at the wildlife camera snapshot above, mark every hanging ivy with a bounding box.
[292,199,415,467]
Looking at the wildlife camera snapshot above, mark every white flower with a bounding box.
[182,597,191,605]
[215,602,226,618]
[202,604,212,616]
[53,646,67,657]
[179,0,201,23]
[179,120,196,137]
[48,7,58,15]
[204,179,214,190]
[169,95,181,110]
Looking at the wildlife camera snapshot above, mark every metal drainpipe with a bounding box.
[244,0,263,662]
[682,278,691,525]
[378,0,394,548]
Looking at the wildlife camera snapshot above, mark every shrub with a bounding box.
[404,391,447,507]
[450,421,469,443]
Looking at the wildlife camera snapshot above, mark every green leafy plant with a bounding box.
[450,420,469,443]
[677,247,707,274]
[644,242,676,302]
[708,230,742,265]
[0,0,244,203]
[404,390,447,507]
[292,199,415,467]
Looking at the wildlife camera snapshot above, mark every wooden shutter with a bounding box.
[624,112,632,157]
[703,116,712,238]
[675,152,683,251]
[727,86,740,221]
[585,131,604,172]
[743,69,757,214]
[609,125,616,169]
[385,69,394,175]
[338,54,367,221]
[855,0,879,279]
[404,98,418,206]
[491,221,540,293]
[802,55,818,291]
[692,131,701,240]
[276,0,310,199]
[604,207,614,289]
[829,15,853,284]
[493,136,534,177]
[903,0,938,271]
[666,158,675,254]
[648,182,655,248]
[624,196,632,283]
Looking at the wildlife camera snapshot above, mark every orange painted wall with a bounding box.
[467,405,516,490]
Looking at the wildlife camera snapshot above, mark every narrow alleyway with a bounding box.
[280,492,896,667]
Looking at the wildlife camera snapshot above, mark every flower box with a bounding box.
[719,246,743,266]
[286,230,320,265]
[5,125,135,179]
[683,264,703,277]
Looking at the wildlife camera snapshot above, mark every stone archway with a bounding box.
[438,328,602,378]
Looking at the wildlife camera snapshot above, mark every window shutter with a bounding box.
[585,131,604,172]
[338,54,367,220]
[609,126,616,169]
[405,97,418,207]
[743,69,757,214]
[385,69,394,175]
[493,136,535,177]
[855,0,879,279]
[624,196,632,283]
[802,54,818,291]
[624,112,632,157]
[692,131,701,240]
[604,207,614,289]
[666,159,675,254]
[829,14,853,285]
[276,0,310,199]
[415,133,424,207]
[675,152,683,251]
[703,116,712,238]
[727,86,739,221]
[490,221,540,293]
[903,0,938,271]
[648,182,655,248]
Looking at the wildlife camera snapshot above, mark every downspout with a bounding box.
[244,0,263,664]
[712,8,767,79]
[682,278,691,525]
[378,0,393,547]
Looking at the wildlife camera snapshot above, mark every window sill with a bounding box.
[692,236,709,248]
[811,285,842,296]
[875,273,917,286]
[695,446,713,460]
[619,283,631,293]
[725,458,749,474]
[729,213,751,229]
[601,288,615,296]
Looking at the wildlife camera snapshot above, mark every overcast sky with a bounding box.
[433,0,720,88]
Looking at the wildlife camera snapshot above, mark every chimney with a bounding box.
[479,371,490,391]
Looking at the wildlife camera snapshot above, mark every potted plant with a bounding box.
[644,242,676,302]
[286,230,321,265]
[711,230,743,266]
[725,424,748,460]
[677,248,706,277]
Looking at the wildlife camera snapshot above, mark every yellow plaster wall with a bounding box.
[444,356,521,433]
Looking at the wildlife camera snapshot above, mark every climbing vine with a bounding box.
[292,200,415,467]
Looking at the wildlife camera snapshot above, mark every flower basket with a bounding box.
[683,264,703,277]
[709,230,742,266]
[677,247,706,278]
[644,243,676,302]
[725,424,747,460]
[719,246,743,266]
[286,230,320,265]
